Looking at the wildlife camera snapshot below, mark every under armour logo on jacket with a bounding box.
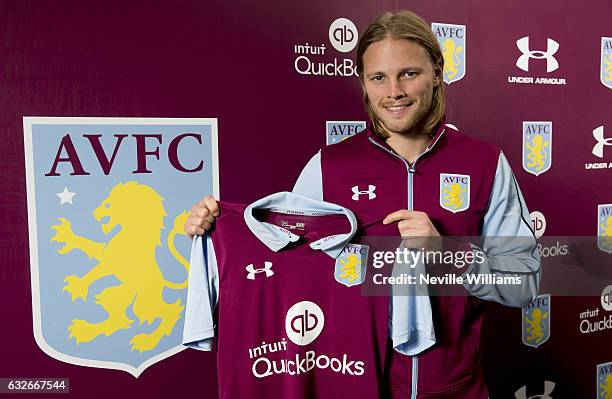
[246,262,274,280]
[516,37,559,73]
[592,126,612,158]
[351,185,376,201]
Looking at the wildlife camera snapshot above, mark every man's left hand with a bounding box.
[383,210,442,252]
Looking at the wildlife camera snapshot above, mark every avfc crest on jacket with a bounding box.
[432,23,466,84]
[522,294,550,348]
[334,244,368,287]
[597,362,612,399]
[598,204,612,254]
[439,173,470,213]
[522,121,552,176]
[601,37,612,90]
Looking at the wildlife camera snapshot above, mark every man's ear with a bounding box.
[433,65,443,86]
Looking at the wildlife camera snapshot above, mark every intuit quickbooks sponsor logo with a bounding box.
[247,301,365,379]
[293,18,358,77]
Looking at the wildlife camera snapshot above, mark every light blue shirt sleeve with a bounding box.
[390,250,436,355]
[182,234,219,350]
[461,152,541,307]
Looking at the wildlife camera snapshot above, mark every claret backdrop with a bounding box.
[1,1,611,398]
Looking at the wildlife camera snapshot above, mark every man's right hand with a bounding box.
[184,195,220,239]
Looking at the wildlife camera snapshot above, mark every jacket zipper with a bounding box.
[368,130,445,399]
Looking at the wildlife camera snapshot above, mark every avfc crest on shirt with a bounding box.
[597,361,612,399]
[598,204,612,254]
[523,121,552,176]
[521,294,550,348]
[601,37,612,90]
[439,173,470,213]
[24,117,219,377]
[432,23,466,84]
[334,244,369,287]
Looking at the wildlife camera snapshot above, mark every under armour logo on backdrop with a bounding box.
[592,126,612,158]
[246,262,274,280]
[516,37,559,72]
[351,185,376,201]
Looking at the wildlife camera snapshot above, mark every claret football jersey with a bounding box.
[183,192,390,399]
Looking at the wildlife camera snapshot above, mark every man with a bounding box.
[185,10,540,398]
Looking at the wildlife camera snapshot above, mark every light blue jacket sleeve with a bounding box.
[182,234,219,350]
[461,152,541,307]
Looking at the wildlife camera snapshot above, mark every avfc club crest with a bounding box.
[597,362,612,399]
[326,121,366,145]
[601,37,612,90]
[523,121,552,176]
[522,294,550,348]
[432,23,466,84]
[334,244,369,287]
[598,204,612,254]
[24,117,218,376]
[439,173,470,213]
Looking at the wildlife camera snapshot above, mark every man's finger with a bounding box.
[383,209,416,224]
[202,196,220,217]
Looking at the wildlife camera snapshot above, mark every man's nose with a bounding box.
[387,79,406,99]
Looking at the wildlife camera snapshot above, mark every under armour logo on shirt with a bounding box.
[246,262,274,280]
[351,185,376,201]
[516,37,559,73]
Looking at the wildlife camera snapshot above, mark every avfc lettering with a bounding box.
[524,124,551,135]
[46,133,205,176]
[433,26,464,39]
[442,175,469,185]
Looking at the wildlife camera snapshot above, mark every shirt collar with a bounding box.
[243,191,357,259]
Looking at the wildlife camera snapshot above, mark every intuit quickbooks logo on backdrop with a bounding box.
[293,17,358,77]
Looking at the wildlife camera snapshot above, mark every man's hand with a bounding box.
[383,210,442,252]
[184,195,219,239]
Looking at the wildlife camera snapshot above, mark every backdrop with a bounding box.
[1,1,611,398]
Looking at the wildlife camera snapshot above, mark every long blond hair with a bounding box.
[356,10,445,137]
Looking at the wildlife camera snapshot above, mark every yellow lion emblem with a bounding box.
[604,52,612,82]
[600,216,612,251]
[339,254,361,283]
[601,374,612,398]
[50,181,189,353]
[443,183,466,210]
[442,38,463,80]
[524,308,548,344]
[527,135,549,172]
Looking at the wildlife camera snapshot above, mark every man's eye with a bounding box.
[402,71,416,77]
[371,75,384,82]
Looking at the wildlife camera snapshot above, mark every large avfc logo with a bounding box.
[597,362,612,399]
[522,294,550,348]
[24,117,219,377]
[598,204,612,254]
[602,37,612,90]
[334,244,369,287]
[432,23,466,84]
[523,121,552,176]
[439,173,470,213]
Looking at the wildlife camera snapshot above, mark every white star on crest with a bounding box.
[57,187,76,205]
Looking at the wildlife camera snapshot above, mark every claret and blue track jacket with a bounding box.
[293,121,541,399]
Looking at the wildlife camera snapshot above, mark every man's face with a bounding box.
[361,37,439,137]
